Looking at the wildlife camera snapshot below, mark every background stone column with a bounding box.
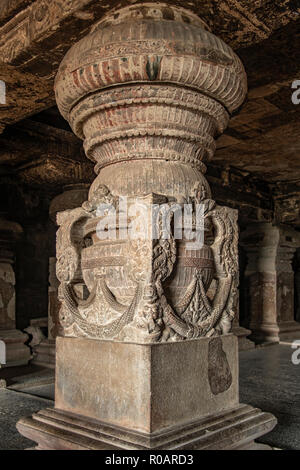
[0,216,31,367]
[230,244,255,350]
[31,184,89,368]
[295,249,300,323]
[241,222,300,344]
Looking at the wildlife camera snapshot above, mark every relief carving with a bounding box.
[56,184,239,342]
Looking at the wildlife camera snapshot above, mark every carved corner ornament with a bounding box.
[55,185,239,343]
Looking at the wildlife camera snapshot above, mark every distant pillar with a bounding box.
[241,222,300,344]
[32,184,89,368]
[0,216,31,367]
[295,249,300,323]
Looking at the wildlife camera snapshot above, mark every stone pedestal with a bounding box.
[17,3,276,449]
[0,217,31,367]
[241,223,300,344]
[0,329,30,368]
[17,334,276,450]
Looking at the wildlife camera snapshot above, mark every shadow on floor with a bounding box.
[0,363,54,399]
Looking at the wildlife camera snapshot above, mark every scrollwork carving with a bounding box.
[56,179,238,342]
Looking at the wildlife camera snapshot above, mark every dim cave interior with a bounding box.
[0,0,299,452]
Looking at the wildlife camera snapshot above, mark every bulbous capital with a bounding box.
[55,2,247,124]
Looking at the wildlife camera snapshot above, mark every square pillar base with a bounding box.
[17,404,276,450]
[17,334,277,449]
[0,329,31,368]
[32,339,56,369]
[232,326,255,351]
[278,321,300,344]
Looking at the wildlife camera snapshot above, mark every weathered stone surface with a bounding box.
[18,334,275,449]
[208,337,233,395]
[0,120,94,188]
[0,387,53,450]
[273,182,300,230]
[295,249,300,323]
[55,335,238,433]
[0,329,31,368]
[47,257,61,341]
[17,402,277,450]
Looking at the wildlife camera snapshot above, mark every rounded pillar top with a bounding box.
[55,2,247,129]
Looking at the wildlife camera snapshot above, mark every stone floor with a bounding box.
[239,343,300,450]
[0,343,299,450]
[0,389,53,450]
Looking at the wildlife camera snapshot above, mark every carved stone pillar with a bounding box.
[17,3,276,449]
[0,216,31,367]
[32,184,89,368]
[241,222,300,344]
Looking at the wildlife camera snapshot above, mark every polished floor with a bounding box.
[0,343,299,449]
